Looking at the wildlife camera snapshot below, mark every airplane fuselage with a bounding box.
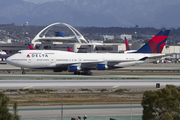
[5,30,170,75]
[6,50,163,70]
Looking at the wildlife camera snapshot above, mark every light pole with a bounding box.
[61,94,63,120]
[130,96,132,120]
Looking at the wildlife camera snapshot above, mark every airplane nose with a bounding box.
[5,57,11,64]
[5,57,9,63]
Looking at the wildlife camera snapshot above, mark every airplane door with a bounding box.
[51,59,54,63]
[28,59,31,63]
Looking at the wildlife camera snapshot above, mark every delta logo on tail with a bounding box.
[67,46,72,52]
[125,37,130,51]
[28,43,34,50]
[136,30,170,53]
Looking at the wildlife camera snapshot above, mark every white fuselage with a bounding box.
[6,50,163,70]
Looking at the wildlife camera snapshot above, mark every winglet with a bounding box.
[136,30,170,53]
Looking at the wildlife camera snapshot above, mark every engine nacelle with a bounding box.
[68,65,81,72]
[96,64,108,70]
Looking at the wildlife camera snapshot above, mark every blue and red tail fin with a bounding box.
[136,30,170,53]
[67,46,72,52]
[125,37,130,51]
[28,43,34,50]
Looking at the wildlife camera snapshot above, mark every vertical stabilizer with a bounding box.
[67,46,72,52]
[28,43,34,50]
[125,37,130,51]
[136,30,170,53]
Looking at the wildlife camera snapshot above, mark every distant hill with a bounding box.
[0,0,180,28]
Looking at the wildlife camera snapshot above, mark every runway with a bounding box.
[1,63,180,71]
[0,77,180,89]
[1,73,180,79]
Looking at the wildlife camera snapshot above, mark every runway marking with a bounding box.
[112,85,119,88]
[23,86,33,89]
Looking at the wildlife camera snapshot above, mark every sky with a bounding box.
[23,0,64,4]
[6,0,180,28]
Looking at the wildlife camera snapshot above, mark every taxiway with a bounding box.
[0,74,180,89]
[9,104,142,118]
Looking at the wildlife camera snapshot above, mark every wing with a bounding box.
[54,53,170,70]
[55,59,138,70]
[55,61,104,67]
[144,54,171,61]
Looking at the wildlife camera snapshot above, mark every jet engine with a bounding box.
[96,64,108,70]
[68,65,81,72]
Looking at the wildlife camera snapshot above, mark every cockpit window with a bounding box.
[17,52,21,54]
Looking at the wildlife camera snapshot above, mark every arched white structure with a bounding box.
[31,22,88,44]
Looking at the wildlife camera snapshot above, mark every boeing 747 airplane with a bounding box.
[6,30,170,75]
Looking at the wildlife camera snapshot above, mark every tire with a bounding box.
[88,72,93,75]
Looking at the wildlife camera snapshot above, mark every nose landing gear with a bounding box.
[21,68,26,74]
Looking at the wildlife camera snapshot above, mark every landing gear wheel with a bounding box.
[22,71,26,74]
[83,71,93,75]
[74,71,81,75]
[88,72,93,75]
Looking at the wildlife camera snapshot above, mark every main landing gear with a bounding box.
[74,71,93,75]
